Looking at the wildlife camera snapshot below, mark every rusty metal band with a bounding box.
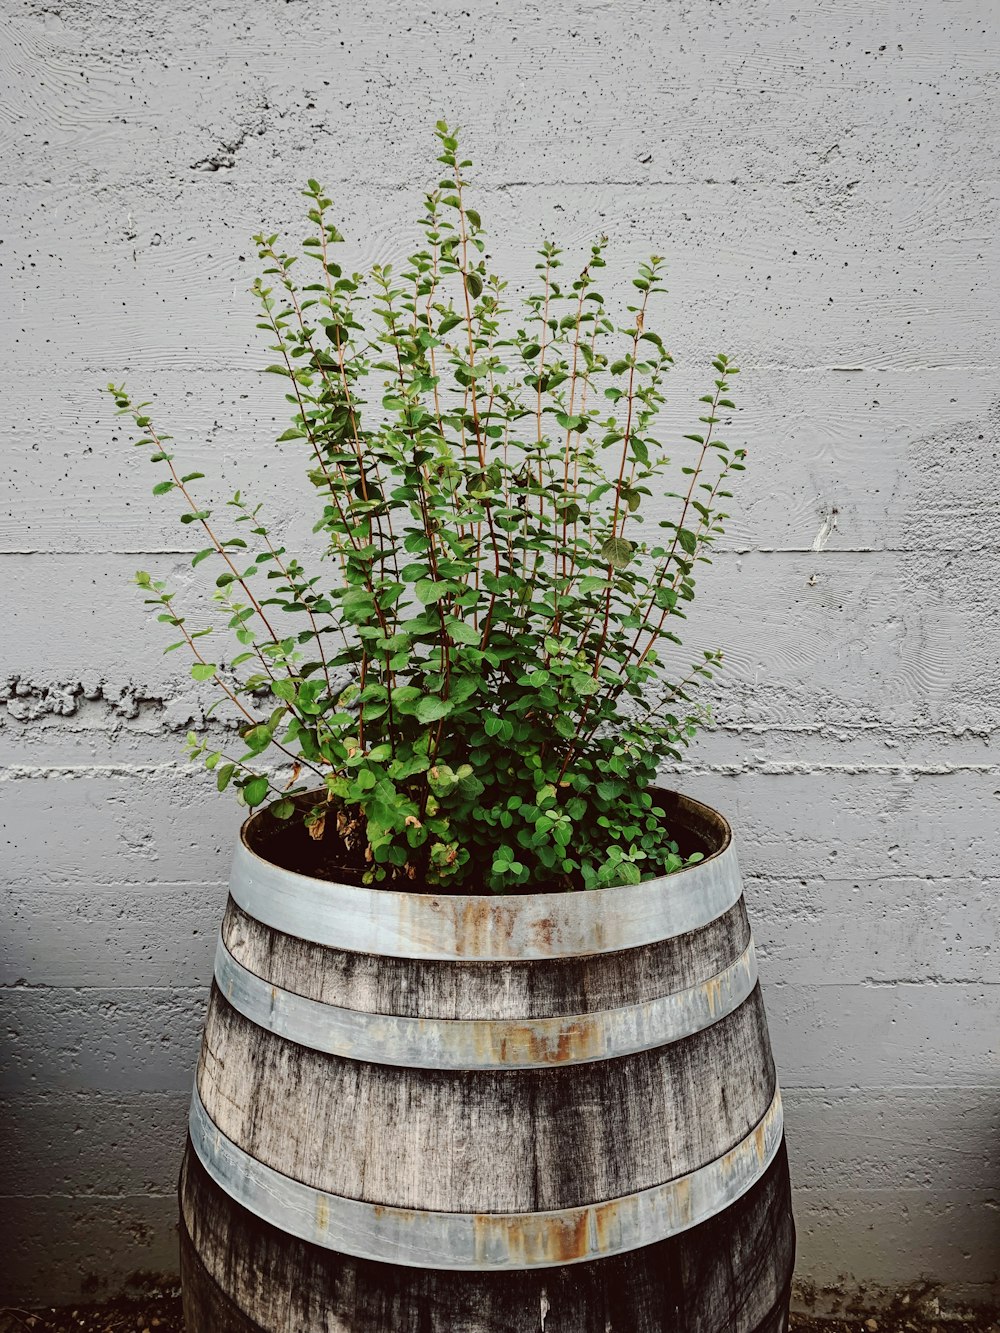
[188,1083,783,1270]
[229,838,743,961]
[214,931,759,1070]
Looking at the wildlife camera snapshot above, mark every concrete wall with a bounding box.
[2,0,998,1312]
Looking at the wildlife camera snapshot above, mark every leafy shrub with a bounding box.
[108,122,745,893]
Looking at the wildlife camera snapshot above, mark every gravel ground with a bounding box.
[1,1295,998,1333]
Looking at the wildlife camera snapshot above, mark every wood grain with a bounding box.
[220,896,752,1019]
[196,982,775,1211]
[180,1141,795,1333]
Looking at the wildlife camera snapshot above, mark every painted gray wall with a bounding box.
[2,0,997,1312]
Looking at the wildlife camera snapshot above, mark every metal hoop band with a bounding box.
[229,838,743,962]
[188,1084,783,1271]
[214,932,759,1070]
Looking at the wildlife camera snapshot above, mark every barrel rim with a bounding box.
[238,785,732,903]
[230,787,742,959]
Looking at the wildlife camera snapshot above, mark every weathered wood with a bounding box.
[180,1142,794,1333]
[181,788,795,1329]
[221,895,752,1018]
[197,985,775,1211]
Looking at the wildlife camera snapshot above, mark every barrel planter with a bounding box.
[180,788,794,1332]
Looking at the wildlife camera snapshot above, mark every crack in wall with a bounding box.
[189,92,271,171]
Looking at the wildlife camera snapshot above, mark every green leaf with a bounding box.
[243,724,272,754]
[483,714,513,741]
[601,535,634,569]
[415,696,453,724]
[677,528,698,555]
[448,676,479,706]
[190,663,216,681]
[578,576,608,595]
[243,775,270,807]
[465,271,483,300]
[570,671,600,696]
[270,799,295,820]
[415,579,449,605]
[446,618,480,645]
[298,679,326,713]
[152,481,174,496]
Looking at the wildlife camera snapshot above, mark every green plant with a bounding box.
[107,122,745,893]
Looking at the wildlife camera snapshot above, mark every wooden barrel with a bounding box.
[180,788,794,1332]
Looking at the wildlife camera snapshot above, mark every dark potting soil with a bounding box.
[240,785,726,894]
[2,1297,997,1333]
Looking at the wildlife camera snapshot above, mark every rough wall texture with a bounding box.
[1,0,998,1313]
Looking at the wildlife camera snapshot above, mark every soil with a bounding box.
[1,1295,997,1333]
[241,784,726,894]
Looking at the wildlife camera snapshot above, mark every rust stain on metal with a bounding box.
[422,894,614,960]
[472,1209,591,1266]
[593,1196,626,1253]
[671,1174,693,1226]
[370,1200,437,1229]
[703,973,723,1016]
[718,1096,777,1179]
[528,914,558,953]
[453,897,519,957]
[467,1015,604,1066]
[753,1118,768,1164]
[471,1197,645,1268]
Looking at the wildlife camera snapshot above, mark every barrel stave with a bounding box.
[196,982,775,1212]
[221,896,752,1020]
[180,1141,793,1333]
